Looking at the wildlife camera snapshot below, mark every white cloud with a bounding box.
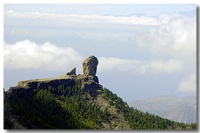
[4,40,83,71]
[4,10,159,44]
[98,57,183,75]
[5,11,196,59]
[4,40,184,75]
[178,73,196,93]
[5,10,159,25]
[137,13,196,60]
[4,11,196,79]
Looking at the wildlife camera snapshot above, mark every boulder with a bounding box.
[83,56,98,76]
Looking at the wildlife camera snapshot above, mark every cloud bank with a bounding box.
[4,40,184,75]
[98,57,183,75]
[4,40,83,71]
[5,10,159,25]
[4,10,196,61]
[137,13,196,60]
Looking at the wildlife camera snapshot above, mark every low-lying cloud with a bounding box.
[98,57,183,75]
[4,40,83,71]
[4,40,184,75]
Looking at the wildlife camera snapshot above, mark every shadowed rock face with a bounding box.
[83,56,98,76]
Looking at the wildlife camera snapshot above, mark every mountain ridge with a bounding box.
[4,56,197,130]
[129,95,196,124]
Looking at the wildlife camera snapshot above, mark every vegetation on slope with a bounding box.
[102,88,197,130]
[4,81,197,130]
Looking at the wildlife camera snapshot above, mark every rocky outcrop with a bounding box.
[78,75,101,91]
[81,56,100,91]
[17,78,76,90]
[15,55,102,93]
[66,67,76,75]
[83,56,98,76]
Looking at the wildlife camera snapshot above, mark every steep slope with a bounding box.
[4,83,197,129]
[129,96,196,124]
[4,56,197,130]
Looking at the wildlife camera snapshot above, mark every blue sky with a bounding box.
[4,4,196,102]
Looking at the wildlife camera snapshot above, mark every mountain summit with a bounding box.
[4,56,196,130]
[16,55,102,95]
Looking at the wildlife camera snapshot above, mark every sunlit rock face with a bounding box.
[82,56,98,76]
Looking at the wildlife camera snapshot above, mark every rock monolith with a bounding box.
[82,56,98,76]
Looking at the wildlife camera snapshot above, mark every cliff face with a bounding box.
[17,77,76,90]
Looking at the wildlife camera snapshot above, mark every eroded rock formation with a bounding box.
[79,56,101,91]
[66,67,76,75]
[16,55,101,93]
[83,56,98,76]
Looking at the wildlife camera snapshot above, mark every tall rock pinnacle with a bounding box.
[82,56,98,76]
